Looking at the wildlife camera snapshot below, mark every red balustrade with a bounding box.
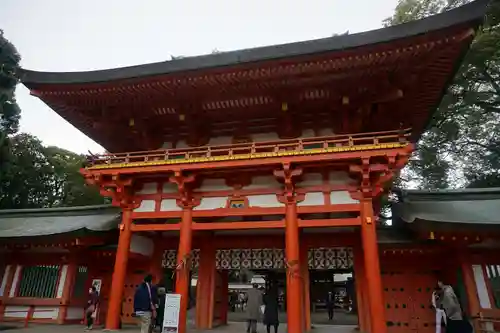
[86,128,410,168]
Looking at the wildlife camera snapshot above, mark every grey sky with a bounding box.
[2,0,398,154]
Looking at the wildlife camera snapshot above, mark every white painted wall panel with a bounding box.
[330,191,358,204]
[472,264,492,309]
[199,179,232,191]
[4,305,29,318]
[56,265,68,298]
[9,265,22,297]
[160,199,181,211]
[298,173,323,187]
[247,195,283,207]
[134,200,156,212]
[0,265,11,297]
[328,171,351,185]
[163,182,178,194]
[245,176,282,190]
[33,306,59,319]
[194,197,228,210]
[298,192,324,206]
[136,182,158,195]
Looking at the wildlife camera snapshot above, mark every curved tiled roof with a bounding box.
[0,205,119,238]
[394,188,500,224]
[20,0,489,85]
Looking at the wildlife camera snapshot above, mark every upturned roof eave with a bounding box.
[19,0,489,86]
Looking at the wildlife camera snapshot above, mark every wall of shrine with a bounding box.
[160,128,335,149]
[133,171,358,213]
[161,247,354,271]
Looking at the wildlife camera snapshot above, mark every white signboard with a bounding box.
[162,293,182,333]
[91,279,102,294]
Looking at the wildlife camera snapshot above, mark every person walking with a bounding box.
[326,291,335,321]
[263,286,280,333]
[84,286,99,331]
[134,274,158,333]
[245,284,263,333]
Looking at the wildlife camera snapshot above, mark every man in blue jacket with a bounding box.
[134,274,158,333]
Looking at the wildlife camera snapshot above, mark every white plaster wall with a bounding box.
[194,197,228,210]
[298,192,324,206]
[199,179,232,191]
[245,176,282,190]
[247,195,283,208]
[130,235,154,257]
[66,307,84,320]
[161,142,173,149]
[176,140,189,149]
[317,128,334,136]
[252,132,279,142]
[330,191,359,204]
[160,199,181,211]
[134,200,156,212]
[4,305,29,318]
[56,265,68,298]
[208,136,233,146]
[472,265,492,309]
[0,265,11,297]
[9,265,21,297]
[328,171,351,185]
[163,182,178,194]
[136,182,158,195]
[297,173,323,187]
[301,129,315,138]
[33,306,59,319]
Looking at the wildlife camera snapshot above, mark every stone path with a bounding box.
[1,322,358,333]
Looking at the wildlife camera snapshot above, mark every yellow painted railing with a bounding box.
[86,128,411,170]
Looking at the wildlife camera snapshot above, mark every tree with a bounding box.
[384,0,500,189]
[0,29,21,150]
[0,133,106,209]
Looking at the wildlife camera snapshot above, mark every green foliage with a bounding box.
[0,29,21,140]
[385,0,500,189]
[0,133,107,209]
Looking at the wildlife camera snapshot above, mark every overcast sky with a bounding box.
[2,0,399,154]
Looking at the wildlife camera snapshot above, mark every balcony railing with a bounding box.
[85,128,411,169]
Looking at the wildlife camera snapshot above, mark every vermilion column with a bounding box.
[353,245,369,333]
[57,258,78,324]
[285,201,303,333]
[105,208,133,330]
[300,245,311,332]
[195,237,216,329]
[360,199,386,333]
[175,207,193,333]
[460,254,481,332]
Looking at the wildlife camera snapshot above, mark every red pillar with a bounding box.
[195,237,216,329]
[285,201,303,333]
[360,199,386,333]
[105,208,133,330]
[175,207,193,333]
[300,245,311,332]
[460,254,481,332]
[57,259,78,324]
[353,244,369,333]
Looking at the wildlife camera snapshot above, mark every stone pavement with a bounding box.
[1,322,358,333]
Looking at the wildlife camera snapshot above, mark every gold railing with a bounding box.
[86,128,411,170]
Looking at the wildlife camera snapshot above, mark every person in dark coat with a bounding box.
[155,286,166,332]
[263,286,279,333]
[326,291,335,320]
[134,274,158,333]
